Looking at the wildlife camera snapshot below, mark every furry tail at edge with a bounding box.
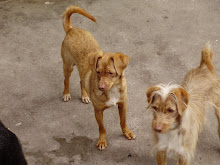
[63,6,96,33]
[200,41,216,74]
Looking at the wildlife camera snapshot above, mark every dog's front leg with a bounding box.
[156,151,167,165]
[118,101,136,140]
[179,156,189,165]
[95,109,107,150]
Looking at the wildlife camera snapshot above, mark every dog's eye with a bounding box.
[97,71,101,74]
[151,106,158,111]
[167,109,174,113]
[109,72,113,75]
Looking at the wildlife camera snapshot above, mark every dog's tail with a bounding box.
[62,6,96,33]
[200,41,216,74]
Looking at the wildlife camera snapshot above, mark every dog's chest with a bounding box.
[106,85,121,106]
[156,130,184,155]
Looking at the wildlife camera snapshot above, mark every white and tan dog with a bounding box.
[146,42,220,165]
[61,6,135,150]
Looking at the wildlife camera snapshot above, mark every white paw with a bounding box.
[82,97,90,104]
[124,130,136,140]
[63,94,71,102]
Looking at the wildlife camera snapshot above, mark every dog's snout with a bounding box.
[98,83,105,91]
[98,78,108,91]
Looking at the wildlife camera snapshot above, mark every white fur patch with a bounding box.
[154,130,184,157]
[63,93,71,102]
[155,83,181,101]
[106,85,120,106]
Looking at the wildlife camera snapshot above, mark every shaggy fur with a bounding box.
[61,6,135,150]
[146,42,220,165]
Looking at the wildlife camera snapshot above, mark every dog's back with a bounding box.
[62,6,101,66]
[182,42,220,138]
[0,121,27,165]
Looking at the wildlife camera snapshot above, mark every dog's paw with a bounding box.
[63,94,71,102]
[82,97,90,104]
[96,137,107,151]
[124,130,136,140]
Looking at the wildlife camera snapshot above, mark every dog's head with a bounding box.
[146,84,189,133]
[89,52,129,91]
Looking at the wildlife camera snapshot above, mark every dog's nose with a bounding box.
[98,83,106,91]
[98,86,105,91]
[155,128,162,133]
[155,125,162,133]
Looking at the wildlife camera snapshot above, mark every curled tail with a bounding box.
[63,6,96,33]
[200,41,216,74]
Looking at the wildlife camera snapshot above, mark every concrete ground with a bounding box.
[0,0,220,164]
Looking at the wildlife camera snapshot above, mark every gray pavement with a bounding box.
[0,0,220,164]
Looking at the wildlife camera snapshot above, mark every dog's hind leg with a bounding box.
[214,102,220,140]
[211,83,220,140]
[63,63,74,102]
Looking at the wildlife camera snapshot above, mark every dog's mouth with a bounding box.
[154,125,179,134]
[98,87,105,91]
[154,129,168,134]
[153,123,171,134]
[154,128,167,133]
[98,86,110,92]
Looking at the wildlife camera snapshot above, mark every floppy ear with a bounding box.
[171,88,189,116]
[112,53,129,75]
[88,52,102,71]
[146,86,160,109]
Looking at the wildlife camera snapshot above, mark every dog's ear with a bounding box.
[146,86,160,109]
[171,88,189,116]
[112,53,129,75]
[88,52,102,71]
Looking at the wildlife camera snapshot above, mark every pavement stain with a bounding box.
[87,0,99,5]
[163,15,169,19]
[50,136,94,160]
[116,153,138,163]
[26,151,53,165]
[25,136,94,164]
[157,51,162,56]
[154,35,169,56]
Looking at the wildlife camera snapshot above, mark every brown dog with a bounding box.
[61,6,135,150]
[146,42,220,165]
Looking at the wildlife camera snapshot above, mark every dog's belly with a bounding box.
[106,85,120,106]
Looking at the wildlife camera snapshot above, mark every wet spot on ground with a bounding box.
[51,136,94,161]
